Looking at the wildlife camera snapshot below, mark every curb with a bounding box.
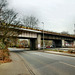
[45,51,75,57]
[16,53,35,75]
[17,53,41,75]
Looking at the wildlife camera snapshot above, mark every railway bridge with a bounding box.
[17,28,75,50]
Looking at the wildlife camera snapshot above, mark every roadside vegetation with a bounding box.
[0,0,20,63]
[44,49,75,54]
[0,0,39,63]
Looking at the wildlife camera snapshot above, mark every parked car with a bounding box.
[46,45,53,48]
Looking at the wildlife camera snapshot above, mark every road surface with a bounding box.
[16,51,75,75]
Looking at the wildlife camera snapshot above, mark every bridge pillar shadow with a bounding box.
[30,38,36,50]
[53,40,62,48]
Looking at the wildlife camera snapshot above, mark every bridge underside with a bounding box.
[2,33,74,50]
[15,35,75,50]
[18,32,75,49]
[18,37,37,50]
[41,39,74,48]
[41,34,75,48]
[53,40,62,48]
[30,38,37,50]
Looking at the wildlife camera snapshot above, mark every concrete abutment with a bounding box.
[30,34,41,50]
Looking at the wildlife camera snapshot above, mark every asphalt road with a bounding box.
[16,51,75,75]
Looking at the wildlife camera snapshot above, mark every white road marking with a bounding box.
[60,62,75,68]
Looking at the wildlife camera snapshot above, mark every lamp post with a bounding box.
[74,24,75,34]
[41,22,44,51]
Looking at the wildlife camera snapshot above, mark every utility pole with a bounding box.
[41,22,44,51]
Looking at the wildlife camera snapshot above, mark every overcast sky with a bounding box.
[7,0,75,34]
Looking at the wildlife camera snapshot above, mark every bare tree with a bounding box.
[21,16,39,29]
[61,31,69,35]
[0,0,20,49]
[0,0,22,61]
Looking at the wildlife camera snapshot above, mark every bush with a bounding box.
[0,49,11,62]
[58,50,64,52]
[68,50,75,53]
[0,43,6,49]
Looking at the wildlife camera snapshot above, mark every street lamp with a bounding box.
[41,22,45,51]
[74,24,75,34]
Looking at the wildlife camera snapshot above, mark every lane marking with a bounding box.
[60,62,75,68]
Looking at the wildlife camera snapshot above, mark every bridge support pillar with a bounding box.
[30,34,41,50]
[35,34,41,50]
[73,41,75,47]
[62,40,65,47]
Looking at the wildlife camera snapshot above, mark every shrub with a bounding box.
[58,50,64,52]
[68,50,75,53]
[0,49,11,62]
[0,43,6,49]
